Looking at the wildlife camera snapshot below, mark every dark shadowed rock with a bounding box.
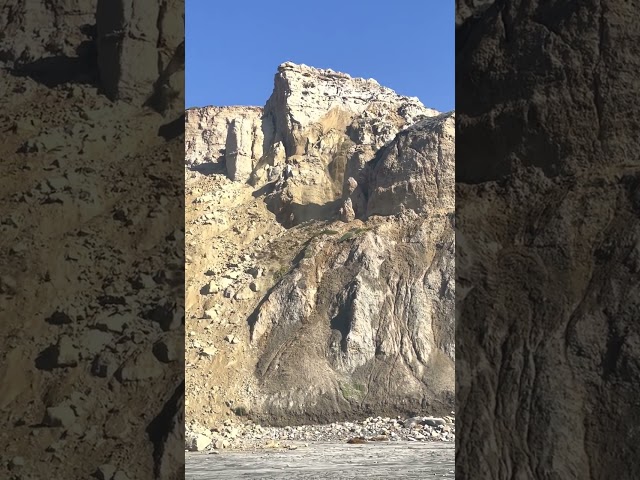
[456,0,640,478]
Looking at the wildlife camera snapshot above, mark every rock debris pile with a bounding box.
[186,414,455,452]
[0,1,184,478]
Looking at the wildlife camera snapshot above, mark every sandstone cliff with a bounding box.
[185,63,454,429]
[185,106,263,179]
[2,0,183,112]
[0,3,184,478]
[456,0,640,478]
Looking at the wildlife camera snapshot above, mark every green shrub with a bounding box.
[338,227,372,243]
[233,405,248,417]
[273,266,289,281]
[338,231,355,242]
[340,382,366,400]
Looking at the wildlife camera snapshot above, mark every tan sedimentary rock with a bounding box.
[185,62,454,429]
[185,106,263,170]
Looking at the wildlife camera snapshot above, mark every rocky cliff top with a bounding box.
[272,60,434,122]
[185,105,262,116]
[275,61,420,102]
[265,62,439,157]
[185,62,441,170]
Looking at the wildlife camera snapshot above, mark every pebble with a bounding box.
[201,346,217,357]
[224,334,239,344]
[207,280,219,294]
[56,335,79,367]
[96,464,117,480]
[95,313,129,333]
[189,434,212,452]
[44,404,77,428]
[153,339,179,363]
[117,351,164,382]
[423,416,446,427]
[9,456,24,469]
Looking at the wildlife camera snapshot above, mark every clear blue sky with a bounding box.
[186,1,454,112]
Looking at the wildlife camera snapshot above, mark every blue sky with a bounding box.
[186,1,454,112]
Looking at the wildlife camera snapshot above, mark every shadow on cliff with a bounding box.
[189,161,226,176]
[157,114,185,141]
[10,26,98,87]
[146,381,184,479]
[263,195,344,228]
[11,53,98,86]
[252,181,277,198]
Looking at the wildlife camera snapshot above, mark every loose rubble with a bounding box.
[0,3,184,477]
[186,414,455,453]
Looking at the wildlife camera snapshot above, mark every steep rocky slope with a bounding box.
[0,68,184,480]
[185,63,454,431]
[0,2,184,479]
[456,0,640,478]
[2,0,183,110]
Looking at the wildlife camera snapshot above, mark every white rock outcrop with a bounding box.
[225,114,264,182]
[185,61,439,192]
[264,62,439,156]
[185,106,262,171]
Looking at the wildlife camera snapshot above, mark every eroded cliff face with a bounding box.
[456,1,640,479]
[185,62,441,226]
[185,63,455,428]
[0,14,184,480]
[2,0,184,112]
[367,115,455,217]
[184,106,264,175]
[262,62,436,157]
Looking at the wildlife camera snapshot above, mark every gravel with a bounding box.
[185,414,455,452]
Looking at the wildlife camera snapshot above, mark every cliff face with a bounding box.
[0,4,184,477]
[248,114,455,424]
[2,0,184,111]
[185,106,264,178]
[456,1,640,479]
[185,62,441,225]
[0,0,97,61]
[367,115,455,217]
[185,63,454,428]
[263,62,437,157]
